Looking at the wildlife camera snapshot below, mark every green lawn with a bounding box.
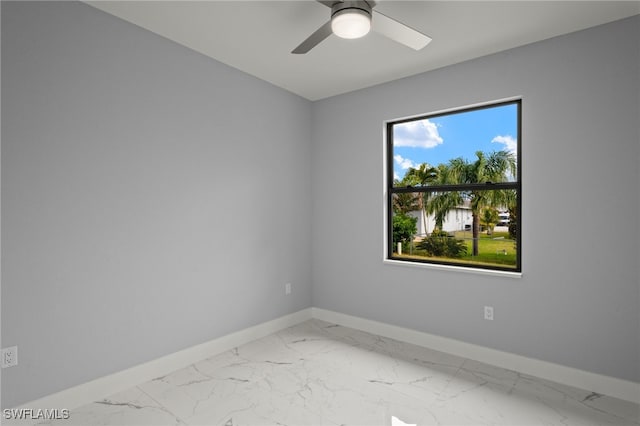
[396,231,517,269]
[455,231,517,266]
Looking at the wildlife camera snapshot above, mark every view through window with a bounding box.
[387,100,521,272]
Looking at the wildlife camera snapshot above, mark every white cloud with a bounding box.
[491,135,517,155]
[394,119,443,148]
[394,154,417,170]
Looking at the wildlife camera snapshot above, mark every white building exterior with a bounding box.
[408,207,473,237]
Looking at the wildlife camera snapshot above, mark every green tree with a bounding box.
[392,213,417,252]
[427,151,516,256]
[480,207,500,235]
[422,164,456,230]
[392,180,420,215]
[508,202,518,240]
[403,163,438,233]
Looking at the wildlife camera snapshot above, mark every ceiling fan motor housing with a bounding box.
[331,1,373,39]
[331,1,373,18]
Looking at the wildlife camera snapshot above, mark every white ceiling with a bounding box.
[87,1,640,101]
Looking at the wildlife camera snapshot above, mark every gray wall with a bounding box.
[311,15,639,383]
[1,1,312,408]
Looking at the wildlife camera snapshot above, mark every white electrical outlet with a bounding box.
[484,306,494,321]
[285,283,292,295]
[1,346,18,368]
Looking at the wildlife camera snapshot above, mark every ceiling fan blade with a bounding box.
[292,20,333,54]
[372,10,432,51]
[316,1,338,7]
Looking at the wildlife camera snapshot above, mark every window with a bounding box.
[386,100,521,272]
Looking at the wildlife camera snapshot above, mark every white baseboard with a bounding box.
[15,306,639,413]
[311,307,640,404]
[16,308,313,412]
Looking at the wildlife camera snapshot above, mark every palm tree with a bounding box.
[392,184,420,215]
[428,150,516,256]
[426,163,459,230]
[403,163,438,234]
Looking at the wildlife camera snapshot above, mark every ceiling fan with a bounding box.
[292,0,432,54]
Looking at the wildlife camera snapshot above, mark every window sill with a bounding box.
[383,258,522,278]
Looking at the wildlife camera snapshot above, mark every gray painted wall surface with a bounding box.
[1,1,312,408]
[311,16,639,383]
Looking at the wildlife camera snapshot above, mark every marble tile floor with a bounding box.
[21,319,640,426]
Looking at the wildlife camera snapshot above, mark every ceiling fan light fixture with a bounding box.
[292,0,431,55]
[331,8,371,39]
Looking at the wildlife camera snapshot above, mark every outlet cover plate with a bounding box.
[484,306,494,321]
[1,346,18,368]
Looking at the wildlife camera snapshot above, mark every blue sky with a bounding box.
[393,103,518,181]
